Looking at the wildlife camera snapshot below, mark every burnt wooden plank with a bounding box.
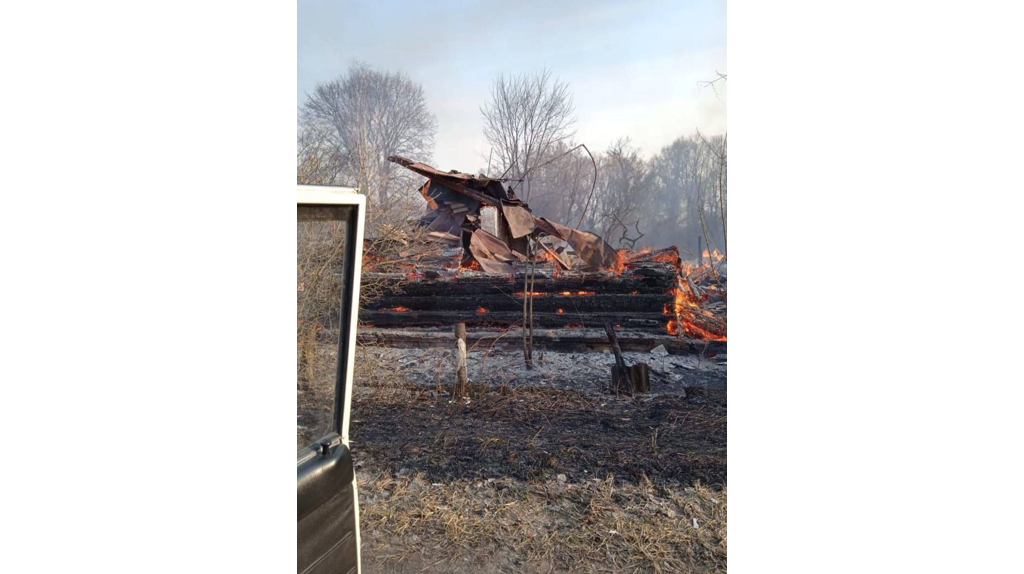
[356,328,726,356]
[677,310,728,339]
[365,273,677,297]
[364,293,673,313]
[359,309,670,331]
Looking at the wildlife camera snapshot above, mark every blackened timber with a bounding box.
[680,311,728,338]
[357,328,727,356]
[626,247,683,265]
[363,272,677,297]
[361,261,690,336]
[360,310,669,330]
[364,293,672,313]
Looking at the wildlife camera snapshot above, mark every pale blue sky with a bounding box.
[298,0,726,172]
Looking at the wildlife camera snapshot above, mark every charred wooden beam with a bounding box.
[678,310,728,339]
[359,310,669,331]
[364,272,677,297]
[624,247,682,265]
[363,293,672,313]
[360,253,728,341]
[357,328,726,356]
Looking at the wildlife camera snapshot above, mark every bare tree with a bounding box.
[648,136,705,251]
[519,140,595,225]
[717,135,727,253]
[695,130,727,255]
[299,64,440,320]
[698,71,728,100]
[297,121,345,186]
[639,133,728,257]
[520,132,726,258]
[613,216,645,250]
[300,63,437,229]
[586,139,652,240]
[481,69,576,201]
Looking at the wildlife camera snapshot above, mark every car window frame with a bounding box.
[297,186,365,459]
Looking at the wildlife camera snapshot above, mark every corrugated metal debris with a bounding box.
[388,155,619,273]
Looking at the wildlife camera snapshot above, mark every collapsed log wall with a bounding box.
[361,261,679,333]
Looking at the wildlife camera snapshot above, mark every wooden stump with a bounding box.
[610,363,651,394]
[629,364,650,393]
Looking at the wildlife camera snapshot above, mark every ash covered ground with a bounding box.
[349,344,727,573]
[359,346,726,395]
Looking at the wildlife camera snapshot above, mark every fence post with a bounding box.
[455,322,467,397]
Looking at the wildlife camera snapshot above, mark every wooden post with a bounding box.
[455,322,467,397]
[697,236,703,267]
[604,321,631,395]
[528,242,536,362]
[523,240,534,368]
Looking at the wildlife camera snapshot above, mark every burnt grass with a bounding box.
[350,385,726,488]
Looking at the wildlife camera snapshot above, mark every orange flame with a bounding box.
[633,248,723,340]
[537,249,561,264]
[650,250,679,264]
[460,259,483,271]
[384,306,411,312]
[608,251,628,274]
[515,291,596,297]
[701,249,726,264]
[669,277,726,341]
[477,307,488,314]
[684,321,726,341]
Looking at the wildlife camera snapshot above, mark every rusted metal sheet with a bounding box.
[534,217,619,270]
[389,155,490,186]
[500,201,536,238]
[418,180,478,238]
[467,229,517,274]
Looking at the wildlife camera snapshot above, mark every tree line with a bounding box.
[298,64,726,258]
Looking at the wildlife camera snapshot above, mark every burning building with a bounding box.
[359,156,726,346]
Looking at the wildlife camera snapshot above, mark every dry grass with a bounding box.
[349,381,726,573]
[354,344,410,400]
[358,470,726,573]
